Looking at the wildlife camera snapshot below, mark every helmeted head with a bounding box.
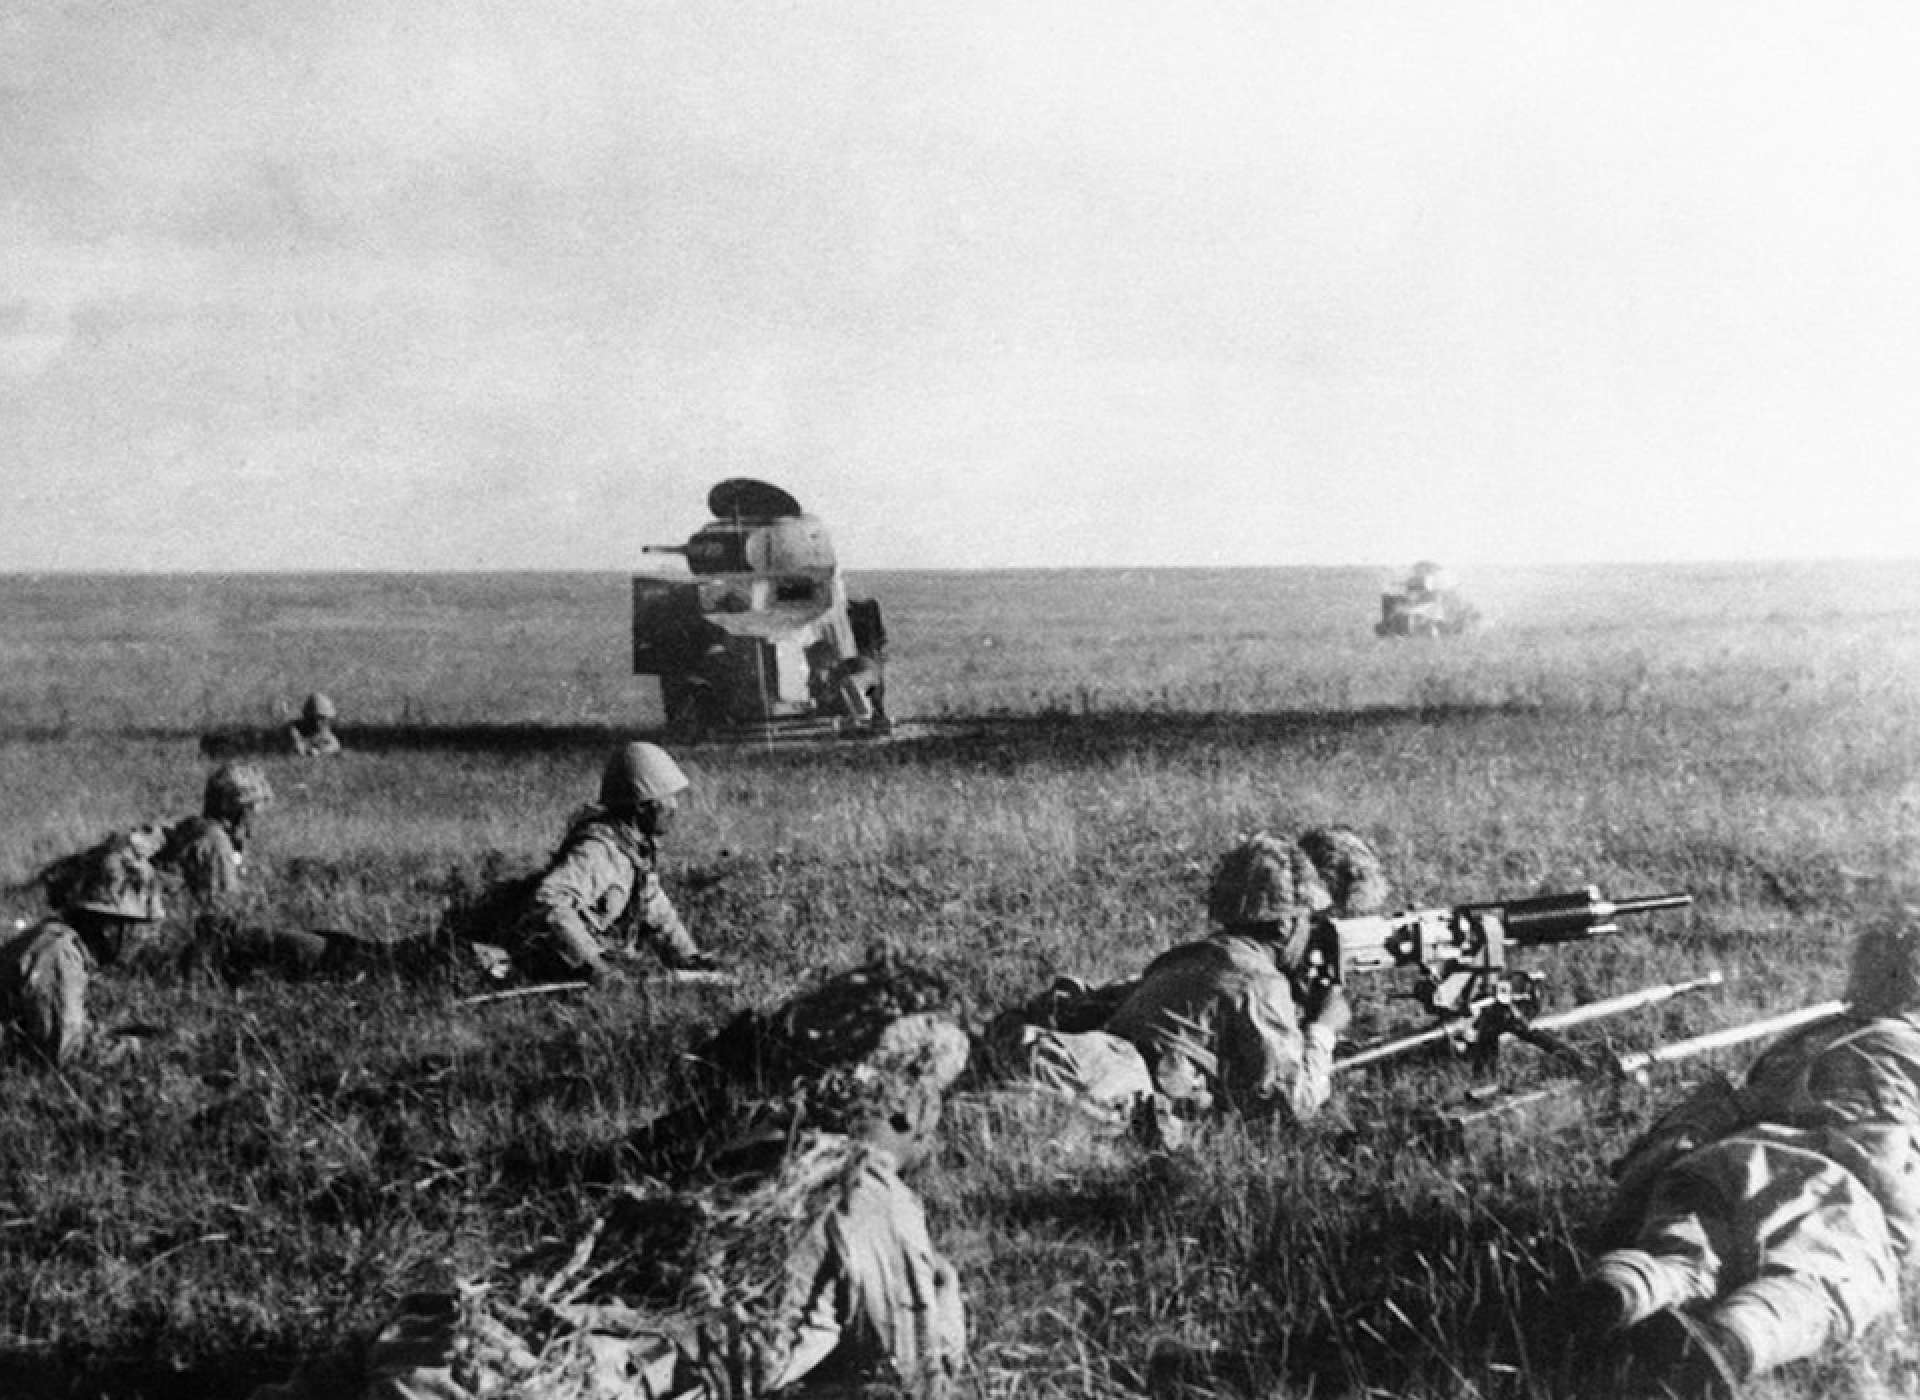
[688,948,968,1171]
[1295,825,1391,915]
[301,692,338,724]
[1847,910,1920,1017]
[203,761,275,826]
[598,742,690,819]
[1208,832,1332,967]
[807,1013,972,1169]
[62,842,166,925]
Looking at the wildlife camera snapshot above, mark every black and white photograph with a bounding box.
[4,4,1919,1397]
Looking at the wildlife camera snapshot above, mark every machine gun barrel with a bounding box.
[641,544,689,555]
[1314,887,1694,989]
[1334,970,1724,1074]
[1464,888,1694,945]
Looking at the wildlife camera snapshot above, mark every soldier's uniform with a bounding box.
[253,958,970,1400]
[982,977,1155,1131]
[156,814,246,905]
[506,810,705,979]
[0,920,92,1064]
[983,830,1363,1125]
[150,762,342,978]
[0,843,164,1063]
[495,744,716,983]
[307,1135,964,1400]
[287,692,343,756]
[1585,915,1920,1390]
[148,762,274,910]
[1105,933,1338,1121]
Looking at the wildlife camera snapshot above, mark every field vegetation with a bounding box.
[1,561,1918,1399]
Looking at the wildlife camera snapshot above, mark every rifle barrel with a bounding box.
[1614,999,1849,1080]
[1333,971,1724,1075]
[1334,1021,1456,1074]
[1529,970,1722,1034]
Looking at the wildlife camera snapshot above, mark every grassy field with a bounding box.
[1,561,1918,1399]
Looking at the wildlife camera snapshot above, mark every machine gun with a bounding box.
[1315,885,1694,1070]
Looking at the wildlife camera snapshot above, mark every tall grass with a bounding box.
[0,563,1916,1397]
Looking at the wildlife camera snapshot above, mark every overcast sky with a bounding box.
[6,1,1919,571]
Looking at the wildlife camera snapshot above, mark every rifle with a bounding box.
[1335,969,1724,1074]
[1314,885,1694,1070]
[1427,997,1851,1151]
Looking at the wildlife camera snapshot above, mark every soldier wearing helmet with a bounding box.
[1578,905,1920,1395]
[286,692,343,757]
[1,841,164,1063]
[153,761,276,910]
[250,953,967,1400]
[1101,831,1352,1121]
[501,742,719,984]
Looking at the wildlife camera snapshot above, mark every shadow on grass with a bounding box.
[0,1347,294,1400]
[187,699,1545,763]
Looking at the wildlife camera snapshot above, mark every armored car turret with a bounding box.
[632,480,889,740]
[1376,560,1480,638]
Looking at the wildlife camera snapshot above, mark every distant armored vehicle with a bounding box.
[1376,560,1479,638]
[632,480,889,741]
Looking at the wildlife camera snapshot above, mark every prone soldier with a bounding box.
[252,954,970,1400]
[0,841,164,1064]
[155,760,276,910]
[475,742,720,985]
[985,827,1386,1127]
[1103,831,1353,1121]
[1575,907,1920,1396]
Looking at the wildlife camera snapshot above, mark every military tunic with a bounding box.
[506,810,704,980]
[252,1137,965,1400]
[287,722,342,757]
[153,816,338,977]
[0,919,91,1064]
[1103,934,1337,1121]
[155,815,246,906]
[1595,1013,1920,1379]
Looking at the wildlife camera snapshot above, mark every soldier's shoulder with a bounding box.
[561,816,654,866]
[1,917,78,957]
[163,816,236,857]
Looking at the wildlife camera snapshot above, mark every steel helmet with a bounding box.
[66,843,166,922]
[1295,825,1391,915]
[1207,832,1332,928]
[599,742,690,813]
[204,761,275,822]
[302,692,338,722]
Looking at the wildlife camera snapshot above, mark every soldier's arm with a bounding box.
[630,872,711,969]
[1226,978,1336,1123]
[526,839,629,979]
